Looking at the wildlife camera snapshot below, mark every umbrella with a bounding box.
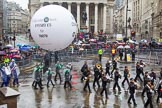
[0,51,6,56]
[16,44,23,47]
[13,55,21,59]
[124,45,130,49]
[10,49,19,53]
[140,39,147,43]
[117,45,124,49]
[6,44,13,48]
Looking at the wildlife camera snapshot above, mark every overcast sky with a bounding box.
[7,0,28,9]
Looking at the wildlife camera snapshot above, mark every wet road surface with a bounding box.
[15,58,162,108]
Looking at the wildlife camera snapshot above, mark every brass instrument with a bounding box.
[96,63,102,70]
[134,81,141,89]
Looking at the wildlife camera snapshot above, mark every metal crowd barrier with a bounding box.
[15,57,33,68]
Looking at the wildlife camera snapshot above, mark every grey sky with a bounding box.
[7,0,28,9]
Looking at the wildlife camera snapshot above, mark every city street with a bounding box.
[15,57,161,108]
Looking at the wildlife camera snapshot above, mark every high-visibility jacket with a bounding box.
[112,48,116,55]
[98,49,103,55]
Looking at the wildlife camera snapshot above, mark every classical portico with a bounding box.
[29,0,114,34]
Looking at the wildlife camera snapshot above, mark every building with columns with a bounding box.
[28,0,115,34]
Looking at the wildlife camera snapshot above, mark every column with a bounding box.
[95,3,98,33]
[77,3,80,30]
[86,3,89,31]
[103,4,107,33]
[68,2,71,13]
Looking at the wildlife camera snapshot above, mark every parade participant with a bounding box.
[9,59,19,87]
[67,63,73,81]
[4,63,11,87]
[149,69,156,85]
[142,72,151,97]
[98,48,103,62]
[64,68,72,89]
[144,81,154,108]
[127,78,137,106]
[160,68,162,78]
[33,63,43,90]
[54,61,63,84]
[83,68,92,93]
[118,49,123,61]
[100,74,110,99]
[111,60,117,78]
[157,81,162,103]
[113,68,121,92]
[81,61,88,82]
[93,63,100,88]
[134,62,143,82]
[0,66,8,87]
[32,63,40,87]
[105,60,110,76]
[46,67,55,88]
[122,66,130,86]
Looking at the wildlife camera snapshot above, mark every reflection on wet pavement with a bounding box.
[16,59,161,108]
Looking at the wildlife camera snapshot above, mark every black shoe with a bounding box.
[128,102,132,104]
[52,85,55,87]
[34,88,38,90]
[134,103,137,106]
[47,85,50,88]
[40,87,44,89]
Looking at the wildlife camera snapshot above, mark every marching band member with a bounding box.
[46,67,55,88]
[100,74,110,99]
[141,72,151,97]
[83,68,92,93]
[144,81,154,108]
[113,68,121,92]
[9,59,19,87]
[149,69,156,85]
[54,61,63,84]
[81,61,88,82]
[127,78,137,106]
[93,63,100,88]
[157,81,162,103]
[0,66,8,87]
[105,60,111,76]
[134,62,143,82]
[122,66,130,86]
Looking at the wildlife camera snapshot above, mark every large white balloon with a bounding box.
[30,5,77,51]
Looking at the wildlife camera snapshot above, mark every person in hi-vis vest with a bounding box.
[98,48,103,62]
[111,48,116,61]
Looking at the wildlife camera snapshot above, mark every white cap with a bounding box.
[12,59,15,62]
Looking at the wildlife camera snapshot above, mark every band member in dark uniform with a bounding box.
[157,81,162,103]
[100,74,110,99]
[93,63,100,88]
[127,78,137,106]
[134,62,143,82]
[113,68,121,92]
[141,72,151,97]
[111,60,117,77]
[105,60,110,76]
[83,68,92,93]
[144,81,154,108]
[122,66,130,86]
[81,61,88,82]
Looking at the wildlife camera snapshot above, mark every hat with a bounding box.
[12,59,15,62]
[48,67,51,70]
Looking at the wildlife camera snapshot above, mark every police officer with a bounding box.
[98,48,103,62]
[83,68,92,93]
[105,60,110,76]
[113,68,121,92]
[46,68,55,88]
[100,74,110,99]
[127,78,137,106]
[122,66,130,86]
[93,64,100,88]
[144,81,154,108]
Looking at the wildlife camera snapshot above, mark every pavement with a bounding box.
[7,56,161,108]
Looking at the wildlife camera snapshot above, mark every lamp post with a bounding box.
[126,0,128,38]
[13,30,16,48]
